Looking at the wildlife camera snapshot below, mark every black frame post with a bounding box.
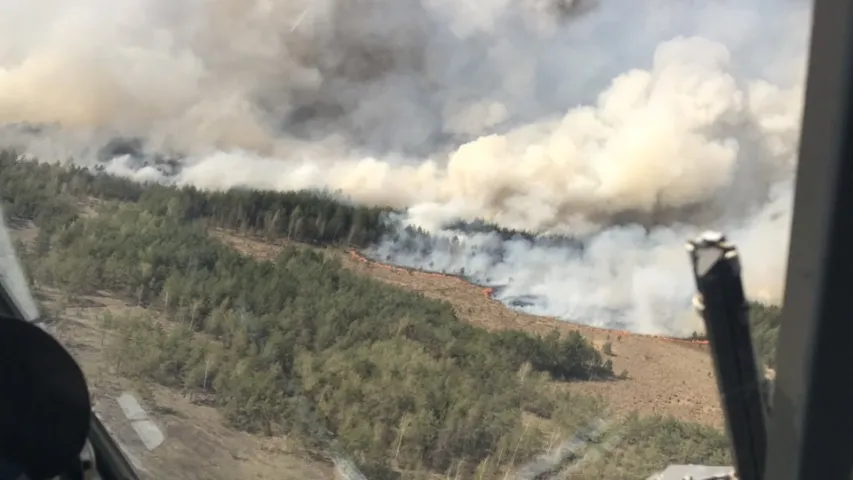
[764,0,853,477]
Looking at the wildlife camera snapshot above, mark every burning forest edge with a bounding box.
[348,248,710,346]
[2,151,725,341]
[1,150,785,477]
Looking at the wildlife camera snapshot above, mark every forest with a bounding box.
[0,151,782,478]
[0,152,390,247]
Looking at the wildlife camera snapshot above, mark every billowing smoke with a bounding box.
[0,0,810,335]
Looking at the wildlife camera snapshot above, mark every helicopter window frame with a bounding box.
[764,0,853,478]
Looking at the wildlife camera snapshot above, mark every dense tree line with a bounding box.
[0,153,586,252]
[1,153,735,478]
[0,152,389,246]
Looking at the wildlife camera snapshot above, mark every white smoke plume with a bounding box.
[0,0,811,335]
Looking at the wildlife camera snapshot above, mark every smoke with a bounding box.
[0,0,810,334]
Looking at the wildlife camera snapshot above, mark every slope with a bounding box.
[9,222,336,480]
[212,230,725,429]
[2,155,737,478]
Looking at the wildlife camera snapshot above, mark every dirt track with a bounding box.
[40,288,336,480]
[9,223,335,480]
[212,231,725,429]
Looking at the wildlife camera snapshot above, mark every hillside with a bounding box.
[0,153,787,479]
[9,199,619,479]
[212,230,782,431]
[33,283,336,480]
[213,231,725,429]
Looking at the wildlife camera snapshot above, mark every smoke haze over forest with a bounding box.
[0,0,811,334]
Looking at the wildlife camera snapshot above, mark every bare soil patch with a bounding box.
[40,288,336,480]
